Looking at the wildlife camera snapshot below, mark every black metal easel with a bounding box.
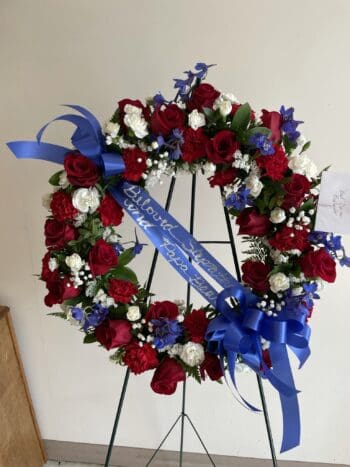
[104,174,279,467]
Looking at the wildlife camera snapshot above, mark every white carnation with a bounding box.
[124,113,148,139]
[202,161,216,176]
[270,207,286,224]
[105,121,120,138]
[214,93,239,117]
[126,305,141,322]
[65,253,83,272]
[168,343,184,358]
[93,288,115,308]
[58,171,69,188]
[48,258,58,272]
[269,272,290,293]
[124,104,142,116]
[188,109,206,130]
[72,187,100,213]
[288,154,318,180]
[180,342,205,367]
[245,175,263,198]
[103,226,120,243]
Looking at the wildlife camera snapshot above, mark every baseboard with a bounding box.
[44,440,348,467]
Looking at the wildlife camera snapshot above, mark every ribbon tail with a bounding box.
[269,344,300,452]
[6,141,71,164]
[227,352,260,412]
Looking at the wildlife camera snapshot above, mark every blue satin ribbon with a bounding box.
[6,104,311,453]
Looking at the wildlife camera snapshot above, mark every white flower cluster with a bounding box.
[288,153,318,180]
[213,92,239,117]
[73,187,100,213]
[167,341,205,366]
[188,109,206,130]
[93,288,115,308]
[123,104,148,139]
[64,254,92,288]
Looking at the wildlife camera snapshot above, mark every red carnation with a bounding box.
[108,279,138,303]
[95,319,132,350]
[282,174,311,210]
[89,239,119,276]
[183,309,209,343]
[64,152,100,187]
[241,261,271,293]
[261,110,282,142]
[256,146,289,181]
[98,193,124,227]
[122,147,147,182]
[50,191,78,221]
[44,275,80,307]
[150,358,186,395]
[236,208,272,236]
[206,130,239,164]
[299,248,336,282]
[269,226,309,252]
[123,342,159,374]
[150,104,185,136]
[41,252,59,282]
[200,353,223,381]
[188,83,220,111]
[145,300,179,322]
[181,128,209,162]
[44,219,78,249]
[208,168,237,187]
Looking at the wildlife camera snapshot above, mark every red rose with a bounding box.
[41,252,59,282]
[269,226,309,252]
[183,309,209,343]
[44,219,77,249]
[206,130,239,164]
[50,191,78,221]
[108,279,138,303]
[44,276,80,307]
[150,358,186,395]
[122,147,147,182]
[98,193,124,227]
[118,98,148,120]
[282,174,311,210]
[231,103,256,121]
[95,319,132,350]
[181,128,209,162]
[208,168,237,187]
[200,353,223,381]
[261,110,282,142]
[256,146,289,181]
[241,261,271,293]
[123,341,159,374]
[299,248,336,282]
[188,83,220,111]
[145,300,179,322]
[150,104,185,136]
[236,208,272,236]
[64,152,100,187]
[89,239,119,276]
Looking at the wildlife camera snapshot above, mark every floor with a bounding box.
[45,463,102,467]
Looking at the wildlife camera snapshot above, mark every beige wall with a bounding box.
[1,0,350,464]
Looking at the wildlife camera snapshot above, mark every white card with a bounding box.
[314,171,350,234]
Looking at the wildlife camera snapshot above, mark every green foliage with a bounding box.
[242,237,269,263]
[246,126,271,137]
[118,248,135,267]
[83,333,97,344]
[49,170,63,186]
[48,312,67,320]
[300,141,311,153]
[111,265,138,283]
[231,102,251,132]
[110,347,126,364]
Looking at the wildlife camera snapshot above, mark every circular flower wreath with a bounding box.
[38,63,349,397]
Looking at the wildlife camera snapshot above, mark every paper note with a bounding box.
[314,171,350,234]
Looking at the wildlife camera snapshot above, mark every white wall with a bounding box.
[1,0,350,464]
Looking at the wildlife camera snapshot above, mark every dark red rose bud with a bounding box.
[206,130,239,164]
[282,174,311,210]
[236,208,272,236]
[150,104,185,136]
[95,319,132,350]
[269,226,310,252]
[89,239,119,276]
[145,301,179,322]
[64,152,100,187]
[241,261,271,293]
[188,83,220,111]
[299,248,336,283]
[44,219,78,249]
[44,276,80,307]
[200,352,223,381]
[150,358,186,395]
[261,110,282,142]
[208,168,237,187]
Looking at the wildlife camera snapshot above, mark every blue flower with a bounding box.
[156,128,184,160]
[133,229,146,255]
[114,243,124,255]
[302,283,320,308]
[83,304,109,331]
[225,186,251,210]
[153,93,167,107]
[71,307,84,322]
[173,62,216,100]
[280,106,303,143]
[151,317,182,350]
[248,133,275,155]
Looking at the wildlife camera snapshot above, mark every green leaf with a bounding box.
[63,297,82,307]
[202,107,214,118]
[118,248,135,267]
[48,312,67,320]
[231,103,251,132]
[246,126,271,137]
[112,266,138,283]
[300,141,311,153]
[84,333,97,344]
[49,170,63,186]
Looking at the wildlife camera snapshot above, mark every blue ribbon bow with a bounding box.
[7,105,311,453]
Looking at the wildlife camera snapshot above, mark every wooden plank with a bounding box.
[0,306,46,467]
[44,440,348,467]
